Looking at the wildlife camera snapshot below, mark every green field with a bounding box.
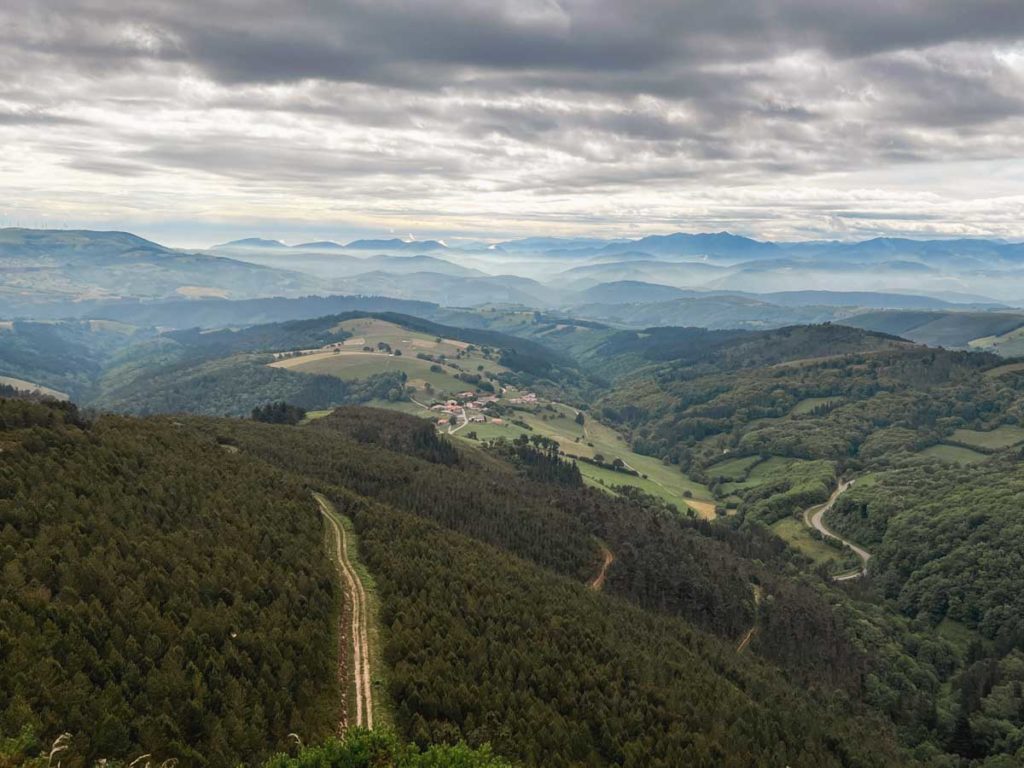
[969,325,1024,357]
[771,516,851,568]
[575,459,713,516]
[719,456,836,506]
[0,375,69,400]
[949,425,1024,450]
[790,396,843,415]
[277,352,465,392]
[983,361,1024,378]
[707,454,762,481]
[936,618,977,653]
[454,404,715,516]
[303,400,436,425]
[919,444,988,464]
[270,318,508,396]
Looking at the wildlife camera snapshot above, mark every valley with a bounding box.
[7,258,1024,766]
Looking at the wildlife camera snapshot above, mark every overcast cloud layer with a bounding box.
[3,0,1024,246]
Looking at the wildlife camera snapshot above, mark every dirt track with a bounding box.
[315,493,374,730]
[736,626,756,653]
[588,543,615,591]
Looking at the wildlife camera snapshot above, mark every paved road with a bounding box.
[449,406,470,434]
[314,493,374,730]
[803,480,871,580]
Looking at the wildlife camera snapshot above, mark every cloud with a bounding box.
[1,0,1024,243]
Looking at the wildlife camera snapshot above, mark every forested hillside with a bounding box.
[10,311,1024,766]
[1,395,919,766]
[0,399,339,766]
[192,408,912,766]
[77,311,588,416]
[587,326,1024,764]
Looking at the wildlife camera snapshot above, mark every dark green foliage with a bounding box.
[253,401,307,424]
[846,310,1024,348]
[0,321,148,400]
[166,316,353,358]
[831,461,1024,647]
[593,323,905,377]
[94,356,402,416]
[195,417,598,582]
[349,498,909,767]
[0,399,338,766]
[499,434,582,486]
[264,729,513,768]
[312,407,459,466]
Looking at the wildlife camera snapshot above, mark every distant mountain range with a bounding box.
[214,237,449,252]
[210,229,1024,301]
[5,227,1024,340]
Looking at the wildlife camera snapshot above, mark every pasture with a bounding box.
[456,404,716,517]
[919,444,988,464]
[771,516,851,569]
[269,318,508,397]
[949,425,1024,450]
[790,396,843,415]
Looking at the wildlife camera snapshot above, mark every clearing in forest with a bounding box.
[948,426,1024,450]
[918,444,988,464]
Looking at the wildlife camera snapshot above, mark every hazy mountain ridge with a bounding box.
[175,228,1024,307]
[5,228,1024,345]
[0,228,321,308]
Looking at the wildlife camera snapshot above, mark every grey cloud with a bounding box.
[3,0,1024,241]
[0,109,88,126]
[129,135,472,185]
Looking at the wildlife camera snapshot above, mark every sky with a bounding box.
[3,1,1024,248]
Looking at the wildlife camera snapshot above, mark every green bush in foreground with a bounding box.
[265,729,513,768]
[1,728,512,768]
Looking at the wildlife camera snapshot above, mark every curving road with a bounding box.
[803,480,871,580]
[314,492,374,730]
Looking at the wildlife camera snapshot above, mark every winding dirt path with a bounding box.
[802,480,871,581]
[736,626,756,653]
[588,543,615,591]
[314,493,374,730]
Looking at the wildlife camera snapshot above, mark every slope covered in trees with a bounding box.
[0,399,339,766]
[12,305,1024,766]
[1,395,918,766]
[586,327,1024,764]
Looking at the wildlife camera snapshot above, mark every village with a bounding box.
[428,389,538,432]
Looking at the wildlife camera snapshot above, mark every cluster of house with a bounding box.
[507,392,538,405]
[429,392,505,427]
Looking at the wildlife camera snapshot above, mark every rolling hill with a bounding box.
[844,310,1024,348]
[0,229,320,310]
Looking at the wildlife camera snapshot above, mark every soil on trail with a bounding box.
[736,626,756,653]
[588,543,615,591]
[315,493,374,730]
